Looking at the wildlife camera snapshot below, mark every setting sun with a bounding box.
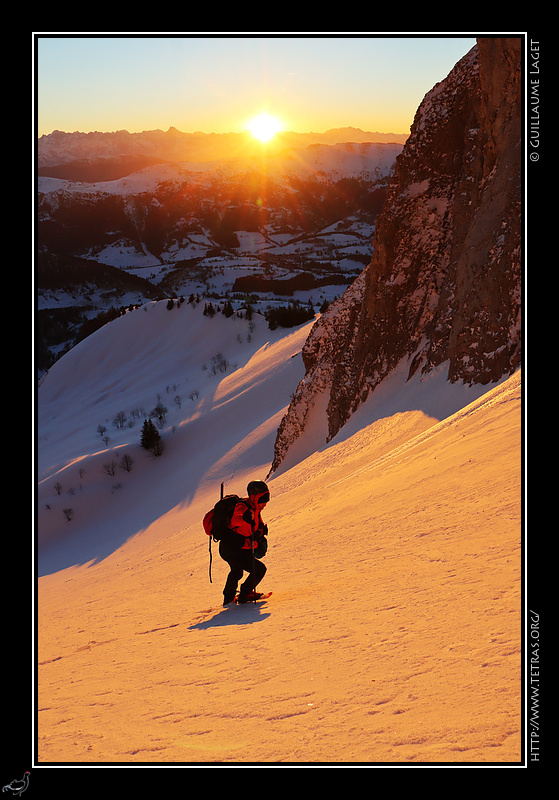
[246,112,284,143]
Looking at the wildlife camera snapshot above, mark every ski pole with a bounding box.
[209,482,225,584]
[250,511,259,603]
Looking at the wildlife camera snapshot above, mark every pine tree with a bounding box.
[222,300,234,317]
[141,418,163,455]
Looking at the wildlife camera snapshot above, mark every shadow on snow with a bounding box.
[189,602,271,630]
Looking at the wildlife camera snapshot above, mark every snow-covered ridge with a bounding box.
[37,126,408,169]
[37,300,314,571]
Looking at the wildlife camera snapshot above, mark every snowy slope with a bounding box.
[36,301,522,764]
[37,301,312,575]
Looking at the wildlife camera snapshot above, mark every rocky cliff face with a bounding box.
[270,38,522,474]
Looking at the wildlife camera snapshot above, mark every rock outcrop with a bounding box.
[271,38,522,474]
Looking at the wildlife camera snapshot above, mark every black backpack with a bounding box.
[203,494,244,542]
[203,494,248,582]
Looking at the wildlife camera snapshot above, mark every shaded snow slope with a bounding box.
[37,301,312,576]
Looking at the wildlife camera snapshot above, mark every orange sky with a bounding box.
[36,35,479,138]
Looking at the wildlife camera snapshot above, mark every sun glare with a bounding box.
[247,113,283,143]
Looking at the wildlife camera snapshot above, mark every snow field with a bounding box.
[36,301,522,764]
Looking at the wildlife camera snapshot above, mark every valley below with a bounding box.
[37,137,401,373]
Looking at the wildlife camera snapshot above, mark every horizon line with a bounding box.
[38,125,410,139]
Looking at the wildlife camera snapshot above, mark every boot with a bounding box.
[237,590,263,604]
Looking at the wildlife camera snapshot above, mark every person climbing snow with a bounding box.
[219,480,270,606]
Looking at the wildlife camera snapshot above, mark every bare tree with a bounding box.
[113,411,127,429]
[150,401,168,428]
[119,454,134,472]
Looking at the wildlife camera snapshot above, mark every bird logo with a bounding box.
[2,773,30,796]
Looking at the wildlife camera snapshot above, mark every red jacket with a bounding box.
[230,498,265,550]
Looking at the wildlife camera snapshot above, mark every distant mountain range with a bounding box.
[37,126,409,178]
